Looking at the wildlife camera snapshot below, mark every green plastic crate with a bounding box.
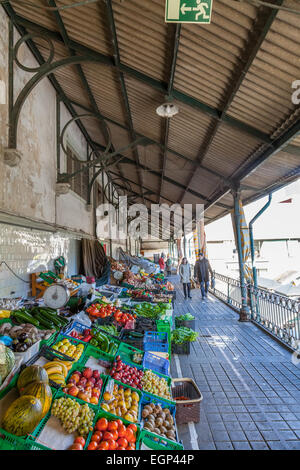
[0,429,51,450]
[81,343,116,364]
[62,363,108,406]
[99,376,142,424]
[84,408,141,450]
[48,334,87,363]
[156,320,171,357]
[116,342,144,367]
[142,369,175,405]
[137,429,183,451]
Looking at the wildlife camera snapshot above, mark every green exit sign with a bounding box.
[165,0,213,23]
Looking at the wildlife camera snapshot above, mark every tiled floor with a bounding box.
[170,276,300,450]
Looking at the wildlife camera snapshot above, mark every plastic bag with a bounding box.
[72,311,92,327]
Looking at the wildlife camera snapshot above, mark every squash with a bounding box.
[2,395,43,436]
[20,381,52,418]
[17,365,48,393]
[0,344,15,383]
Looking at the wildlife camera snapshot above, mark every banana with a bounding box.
[45,366,63,376]
[55,360,73,370]
[48,373,65,384]
[44,361,64,370]
[55,362,68,378]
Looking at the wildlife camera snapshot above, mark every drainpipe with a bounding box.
[249,193,272,289]
[232,189,250,322]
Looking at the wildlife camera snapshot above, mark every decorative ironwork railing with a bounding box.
[210,272,300,350]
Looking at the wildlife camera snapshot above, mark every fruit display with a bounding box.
[51,396,95,437]
[17,365,49,393]
[68,436,86,450]
[86,416,137,450]
[100,379,140,422]
[19,381,52,418]
[0,343,15,384]
[141,370,172,401]
[142,402,177,441]
[0,323,55,353]
[43,359,73,386]
[126,289,153,301]
[62,367,103,405]
[132,352,143,365]
[51,337,84,360]
[110,357,143,389]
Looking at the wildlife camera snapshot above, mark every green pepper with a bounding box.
[90,338,98,347]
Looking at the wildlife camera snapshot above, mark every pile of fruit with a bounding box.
[43,359,73,386]
[51,396,95,437]
[51,338,84,360]
[101,381,140,422]
[141,370,172,401]
[110,356,143,389]
[132,352,143,365]
[142,402,176,441]
[86,417,137,450]
[62,367,103,405]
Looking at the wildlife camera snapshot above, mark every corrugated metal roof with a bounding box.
[5,0,300,229]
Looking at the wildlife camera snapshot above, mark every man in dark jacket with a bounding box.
[194,253,213,300]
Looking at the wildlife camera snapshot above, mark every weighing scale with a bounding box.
[43,283,70,309]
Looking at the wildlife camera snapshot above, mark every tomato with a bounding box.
[107,420,119,432]
[91,433,101,443]
[127,423,137,433]
[118,424,127,438]
[87,441,98,450]
[74,436,86,447]
[92,431,103,441]
[125,428,135,443]
[96,417,108,431]
[103,431,114,440]
[117,437,128,449]
[111,430,119,441]
[106,439,117,450]
[118,446,126,451]
[116,419,123,428]
[98,441,109,450]
[99,311,106,319]
[127,442,136,450]
[69,443,83,450]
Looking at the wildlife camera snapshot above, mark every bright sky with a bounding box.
[205,178,300,241]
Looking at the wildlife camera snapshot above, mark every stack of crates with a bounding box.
[156,318,172,358]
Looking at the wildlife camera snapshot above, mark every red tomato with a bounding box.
[117,438,128,449]
[74,436,86,447]
[127,424,137,434]
[125,428,135,443]
[127,442,136,450]
[103,431,114,440]
[111,430,119,441]
[118,424,127,438]
[98,441,109,450]
[87,441,98,450]
[91,433,101,443]
[107,421,118,432]
[69,443,83,450]
[118,446,126,451]
[96,417,108,431]
[106,439,117,450]
[116,419,123,428]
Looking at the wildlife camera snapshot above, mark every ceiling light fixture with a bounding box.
[156,102,179,118]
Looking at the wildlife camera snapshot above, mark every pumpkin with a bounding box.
[2,395,43,436]
[17,365,48,393]
[20,381,52,418]
[0,344,15,383]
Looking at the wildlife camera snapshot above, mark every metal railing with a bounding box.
[211,272,300,350]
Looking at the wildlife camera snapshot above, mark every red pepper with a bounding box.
[82,334,92,342]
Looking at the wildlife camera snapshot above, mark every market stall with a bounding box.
[0,253,202,451]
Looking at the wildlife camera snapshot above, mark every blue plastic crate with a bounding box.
[142,351,170,376]
[144,331,168,344]
[63,320,90,337]
[144,331,169,353]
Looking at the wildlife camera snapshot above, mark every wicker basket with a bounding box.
[172,378,203,424]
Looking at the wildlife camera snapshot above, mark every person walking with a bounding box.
[166,254,172,276]
[194,252,213,300]
[179,257,192,300]
[158,253,165,274]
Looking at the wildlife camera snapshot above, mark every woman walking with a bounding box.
[179,257,192,300]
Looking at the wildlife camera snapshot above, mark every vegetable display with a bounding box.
[175,313,195,321]
[171,327,198,344]
[89,330,118,356]
[133,303,163,319]
[0,322,55,353]
[142,402,176,441]
[11,307,68,331]
[86,417,137,450]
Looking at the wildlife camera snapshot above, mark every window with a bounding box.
[66,146,88,201]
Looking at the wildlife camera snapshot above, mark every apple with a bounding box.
[68,385,79,397]
[90,396,99,405]
[93,370,100,379]
[78,391,89,402]
[86,378,95,388]
[79,377,87,386]
[83,367,93,379]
